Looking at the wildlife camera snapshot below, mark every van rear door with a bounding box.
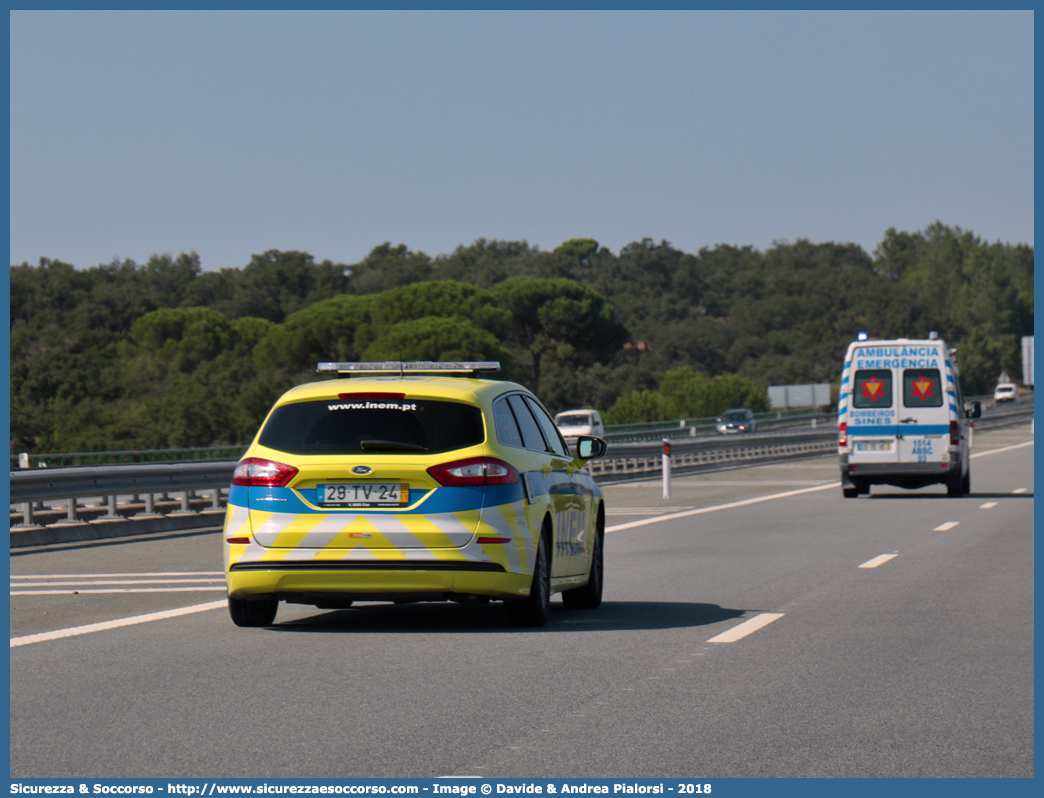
[896,366,948,465]
[848,365,899,464]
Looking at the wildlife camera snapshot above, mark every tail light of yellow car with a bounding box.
[427,457,520,487]
[232,457,299,487]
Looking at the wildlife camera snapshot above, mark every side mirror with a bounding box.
[574,435,607,461]
[968,401,982,419]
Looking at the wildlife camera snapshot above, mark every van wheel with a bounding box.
[228,595,278,627]
[507,529,551,627]
[843,486,859,498]
[961,470,971,495]
[562,528,603,610]
[946,471,964,497]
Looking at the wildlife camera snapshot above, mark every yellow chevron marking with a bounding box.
[396,513,457,548]
[247,509,275,535]
[271,512,329,548]
[324,515,381,551]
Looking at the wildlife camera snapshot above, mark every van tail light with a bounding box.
[232,457,299,487]
[427,457,520,487]
[838,422,848,448]
[950,420,960,446]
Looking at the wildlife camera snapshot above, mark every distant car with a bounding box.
[993,383,1018,403]
[554,409,605,441]
[716,408,757,434]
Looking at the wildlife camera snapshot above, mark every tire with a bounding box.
[858,481,871,496]
[843,486,858,498]
[507,529,551,627]
[946,471,964,497]
[228,595,278,627]
[961,469,971,495]
[562,526,603,610]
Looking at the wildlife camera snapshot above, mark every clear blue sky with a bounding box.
[9,9,1035,272]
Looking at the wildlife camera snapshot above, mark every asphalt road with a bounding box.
[9,426,1034,778]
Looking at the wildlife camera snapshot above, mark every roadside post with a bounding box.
[662,438,672,500]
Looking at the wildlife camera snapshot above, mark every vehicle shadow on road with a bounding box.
[268,600,749,634]
[866,492,1033,499]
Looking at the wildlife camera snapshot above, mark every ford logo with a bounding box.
[351,465,373,475]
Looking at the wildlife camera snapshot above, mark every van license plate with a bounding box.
[318,483,409,507]
[856,442,892,451]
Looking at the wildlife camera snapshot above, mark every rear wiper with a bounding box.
[359,440,428,451]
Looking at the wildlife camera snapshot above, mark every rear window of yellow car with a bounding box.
[257,397,485,455]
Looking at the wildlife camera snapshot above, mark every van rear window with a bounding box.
[853,369,893,408]
[903,369,944,408]
[258,398,485,455]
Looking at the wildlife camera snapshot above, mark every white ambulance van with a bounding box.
[837,334,979,498]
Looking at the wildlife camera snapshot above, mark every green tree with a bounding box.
[363,316,512,364]
[346,243,433,294]
[485,276,629,395]
[252,294,375,378]
[603,389,675,424]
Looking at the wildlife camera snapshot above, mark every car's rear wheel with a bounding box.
[228,595,278,627]
[562,525,603,610]
[843,486,859,498]
[507,527,551,627]
[961,469,971,495]
[946,470,964,497]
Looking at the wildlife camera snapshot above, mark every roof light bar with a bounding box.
[316,361,501,376]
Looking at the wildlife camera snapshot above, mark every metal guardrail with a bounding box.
[970,403,1035,431]
[588,428,838,478]
[10,461,238,528]
[10,444,248,470]
[604,411,835,443]
[10,461,238,503]
[589,403,1034,479]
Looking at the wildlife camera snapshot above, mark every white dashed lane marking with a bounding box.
[980,502,998,509]
[859,553,898,569]
[934,521,960,532]
[707,612,785,643]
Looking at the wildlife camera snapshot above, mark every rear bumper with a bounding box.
[226,563,532,602]
[840,453,962,488]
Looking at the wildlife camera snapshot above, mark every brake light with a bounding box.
[950,420,960,446]
[427,457,520,487]
[838,422,848,448]
[337,392,407,401]
[232,457,299,487]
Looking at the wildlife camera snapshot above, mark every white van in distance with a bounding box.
[837,335,978,498]
[554,409,605,441]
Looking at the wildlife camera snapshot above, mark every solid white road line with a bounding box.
[858,553,898,569]
[9,572,222,576]
[707,613,784,643]
[970,440,1034,459]
[13,579,224,587]
[10,600,228,648]
[934,521,960,531]
[12,587,227,596]
[606,482,839,533]
[979,502,999,509]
